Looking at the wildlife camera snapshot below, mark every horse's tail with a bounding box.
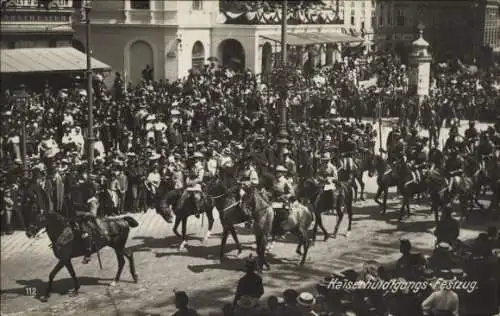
[123,216,139,228]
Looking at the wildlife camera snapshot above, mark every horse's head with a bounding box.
[23,204,47,239]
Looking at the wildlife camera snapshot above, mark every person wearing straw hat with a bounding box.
[296,292,319,316]
[233,255,264,307]
[177,151,205,218]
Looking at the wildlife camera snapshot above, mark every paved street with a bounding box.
[1,121,497,316]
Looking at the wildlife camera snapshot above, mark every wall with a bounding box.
[177,28,212,79]
[73,25,173,83]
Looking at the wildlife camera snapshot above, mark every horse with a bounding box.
[240,187,313,271]
[205,176,245,260]
[368,154,401,213]
[23,207,139,303]
[297,178,353,242]
[158,180,214,250]
[396,162,430,220]
[350,149,374,201]
[426,168,452,223]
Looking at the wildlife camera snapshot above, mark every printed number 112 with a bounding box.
[25,287,37,296]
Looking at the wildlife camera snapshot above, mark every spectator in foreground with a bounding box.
[296,292,319,316]
[233,255,264,305]
[233,295,261,316]
[421,271,459,316]
[281,289,301,316]
[171,291,200,316]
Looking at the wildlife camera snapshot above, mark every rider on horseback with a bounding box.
[408,138,429,184]
[177,152,205,218]
[476,132,494,176]
[69,167,99,264]
[315,152,339,207]
[339,134,357,175]
[445,147,465,193]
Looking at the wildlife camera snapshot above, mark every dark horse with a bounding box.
[240,187,313,271]
[368,154,400,213]
[205,176,246,260]
[297,178,353,242]
[23,208,138,302]
[350,149,374,201]
[158,179,215,250]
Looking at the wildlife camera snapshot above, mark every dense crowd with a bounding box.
[1,51,499,234]
[219,0,342,25]
[171,224,500,316]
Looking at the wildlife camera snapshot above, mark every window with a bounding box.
[379,15,384,26]
[192,0,203,10]
[131,0,150,10]
[191,41,205,70]
[351,15,355,26]
[397,9,405,26]
[361,21,365,30]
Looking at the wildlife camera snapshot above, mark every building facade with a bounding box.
[372,0,500,63]
[1,0,74,49]
[72,0,357,85]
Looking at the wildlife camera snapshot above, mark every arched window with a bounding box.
[191,41,205,70]
[192,0,203,10]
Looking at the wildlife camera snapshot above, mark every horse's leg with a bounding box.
[123,248,138,283]
[345,197,353,237]
[179,217,188,250]
[382,187,389,214]
[172,215,182,238]
[374,184,383,206]
[399,193,408,221]
[64,261,80,297]
[358,175,365,201]
[261,234,270,271]
[255,233,264,272]
[332,203,344,239]
[110,248,126,286]
[40,260,65,302]
[352,178,358,202]
[299,227,310,266]
[203,207,214,242]
[317,211,329,242]
[311,218,319,245]
[229,226,243,255]
[219,228,229,261]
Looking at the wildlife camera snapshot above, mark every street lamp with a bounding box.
[82,0,94,174]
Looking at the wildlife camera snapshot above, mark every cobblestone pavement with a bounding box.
[1,121,497,316]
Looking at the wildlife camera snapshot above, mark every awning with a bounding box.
[261,32,363,46]
[1,47,111,74]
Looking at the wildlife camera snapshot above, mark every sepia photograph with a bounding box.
[1,0,499,315]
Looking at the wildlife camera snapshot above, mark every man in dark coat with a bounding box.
[233,256,264,305]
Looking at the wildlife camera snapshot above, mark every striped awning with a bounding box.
[1,47,111,74]
[261,32,363,46]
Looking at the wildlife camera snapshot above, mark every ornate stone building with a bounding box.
[1,0,74,49]
[72,0,361,84]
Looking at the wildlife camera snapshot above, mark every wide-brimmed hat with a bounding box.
[276,165,287,173]
[296,292,316,307]
[436,242,452,251]
[236,295,258,309]
[193,152,204,159]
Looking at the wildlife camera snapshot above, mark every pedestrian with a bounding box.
[171,291,200,316]
[233,255,264,306]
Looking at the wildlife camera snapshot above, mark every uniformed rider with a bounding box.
[68,166,99,264]
[273,165,294,206]
[316,152,339,207]
[476,132,494,175]
[445,147,465,192]
[177,152,205,217]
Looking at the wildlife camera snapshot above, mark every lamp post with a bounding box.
[277,0,289,163]
[83,0,94,174]
[17,86,28,167]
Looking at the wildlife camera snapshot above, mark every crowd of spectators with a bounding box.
[0,50,499,235]
[219,0,342,25]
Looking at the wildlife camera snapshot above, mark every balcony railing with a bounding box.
[2,0,73,9]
